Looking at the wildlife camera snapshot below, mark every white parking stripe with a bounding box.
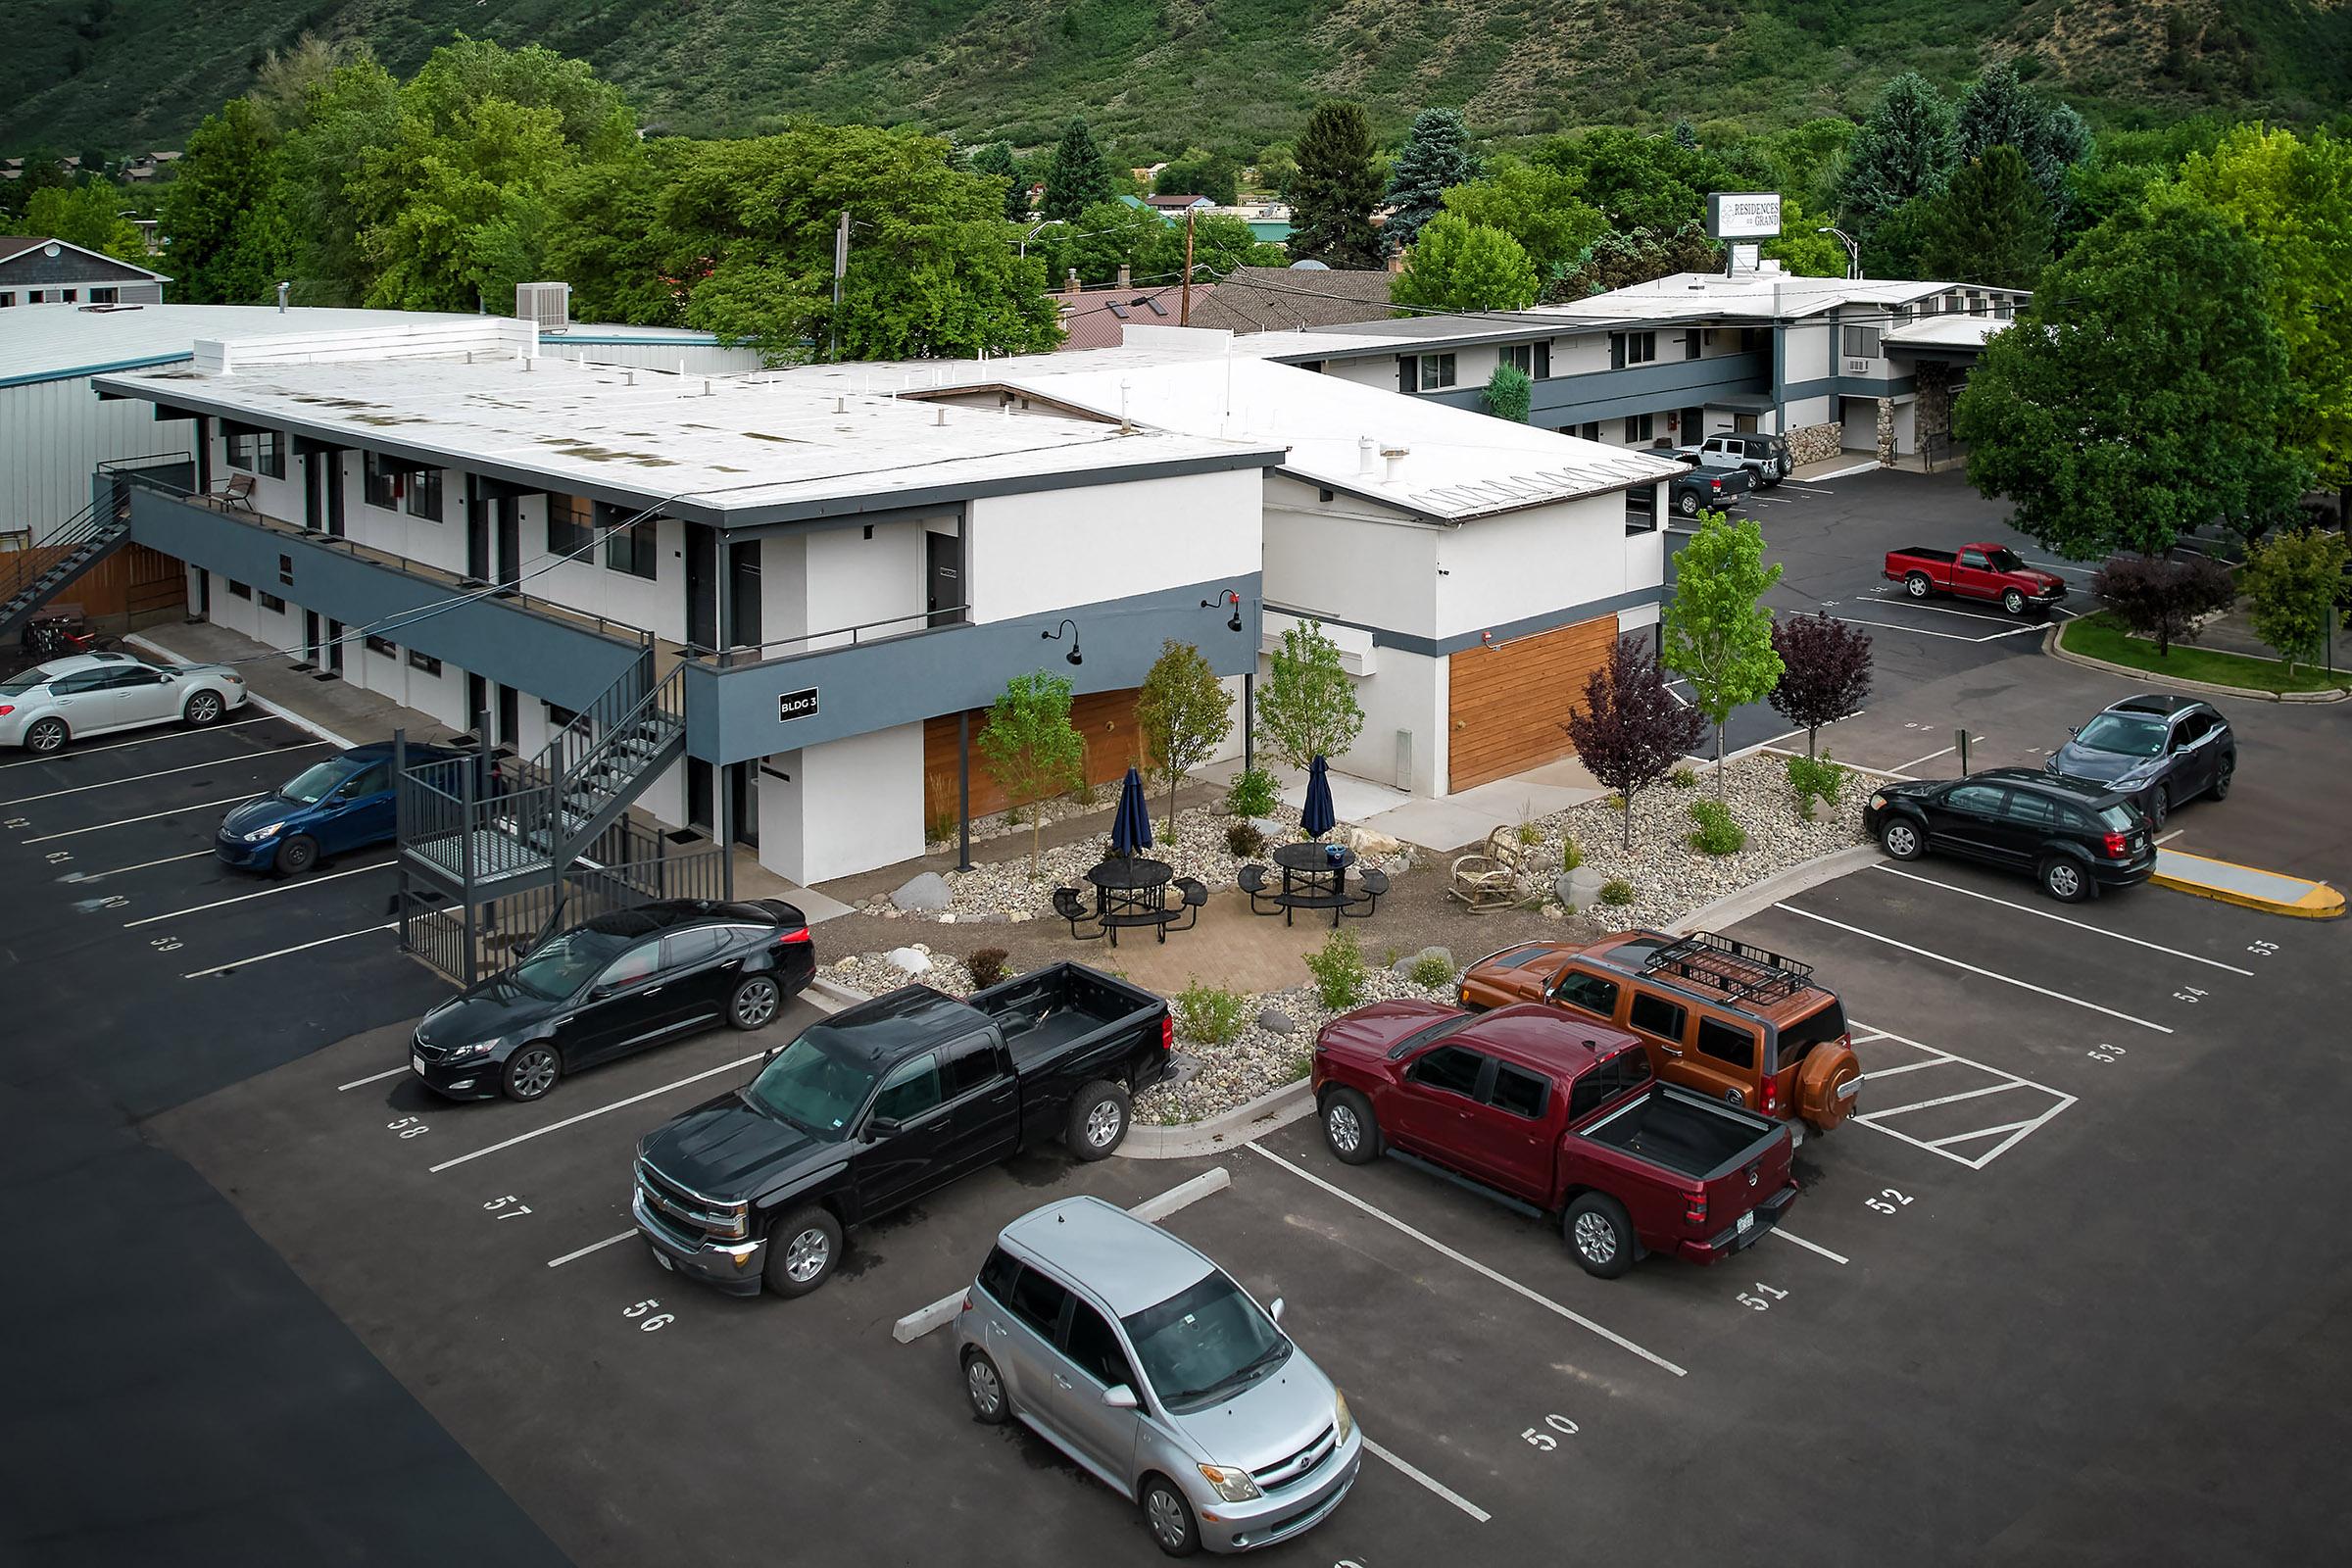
[428,1053,765,1174]
[180,919,396,978]
[1890,741,1969,772]
[1764,1229,1848,1265]
[23,794,260,844]
[1871,864,2256,974]
[548,1231,638,1269]
[1246,1144,1687,1377]
[0,715,272,769]
[1865,1082,2023,1118]
[123,858,392,927]
[1866,596,2022,624]
[60,848,215,882]
[336,1064,413,1091]
[1925,1117,2043,1151]
[1362,1437,1491,1525]
[1859,1055,1949,1080]
[1827,614,2042,644]
[0,742,322,806]
[1774,904,2176,1034]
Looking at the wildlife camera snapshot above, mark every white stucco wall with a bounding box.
[800,517,930,648]
[1318,358,1398,393]
[1262,474,1438,638]
[759,721,925,885]
[1785,321,1834,384]
[965,467,1260,623]
[1434,493,1647,643]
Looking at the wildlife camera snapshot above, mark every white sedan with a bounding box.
[0,652,247,754]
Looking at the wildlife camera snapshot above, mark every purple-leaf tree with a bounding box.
[1564,635,1706,847]
[1768,612,1875,758]
[2089,552,2236,658]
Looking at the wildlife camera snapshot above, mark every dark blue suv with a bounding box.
[217,741,475,875]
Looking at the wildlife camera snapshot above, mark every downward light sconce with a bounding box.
[1200,589,1244,633]
[1042,618,1083,666]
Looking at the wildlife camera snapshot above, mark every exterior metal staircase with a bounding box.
[0,497,132,646]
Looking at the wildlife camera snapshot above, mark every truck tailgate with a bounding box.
[1700,1117,1795,1238]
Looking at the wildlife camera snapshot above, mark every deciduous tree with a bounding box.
[1155,146,1240,208]
[2238,530,2349,674]
[1767,612,1874,757]
[1290,102,1384,269]
[1564,636,1705,847]
[2089,553,2237,658]
[1258,620,1364,773]
[1663,512,1785,784]
[977,671,1087,880]
[25,181,146,262]
[1383,108,1481,250]
[1136,640,1234,833]
[1393,214,1538,312]
[160,97,300,303]
[1439,156,1606,278]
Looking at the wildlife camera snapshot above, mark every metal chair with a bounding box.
[1446,828,1526,912]
[1344,866,1390,918]
[1238,863,1277,915]
[1050,886,1101,940]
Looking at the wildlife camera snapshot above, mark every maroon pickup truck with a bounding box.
[1311,1001,1797,1279]
[1885,543,2067,616]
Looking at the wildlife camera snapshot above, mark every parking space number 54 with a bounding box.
[1522,1413,1580,1450]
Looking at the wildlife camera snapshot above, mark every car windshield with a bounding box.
[744,1027,877,1140]
[2076,713,2166,758]
[508,927,631,1000]
[0,670,46,696]
[1122,1270,1292,1414]
[279,759,362,805]
[1984,547,2026,572]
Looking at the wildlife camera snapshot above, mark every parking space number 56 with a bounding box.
[624,1299,674,1332]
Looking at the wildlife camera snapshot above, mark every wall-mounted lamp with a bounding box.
[1200,589,1244,633]
[1042,617,1083,666]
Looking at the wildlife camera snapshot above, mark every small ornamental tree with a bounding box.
[1565,636,1706,847]
[2239,529,2350,674]
[1484,363,1533,422]
[2089,553,2236,658]
[976,670,1086,879]
[1662,512,1785,785]
[1258,619,1364,773]
[1768,612,1875,757]
[1136,639,1234,833]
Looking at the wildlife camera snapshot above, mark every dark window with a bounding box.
[1625,331,1658,366]
[1487,1062,1548,1119]
[365,635,398,659]
[278,553,293,587]
[1696,1017,1757,1070]
[2005,792,2061,829]
[547,494,593,557]
[942,1035,1002,1099]
[1843,324,1882,359]
[1569,1047,1655,1119]
[1062,1301,1136,1391]
[363,453,401,510]
[1775,1001,1847,1069]
[407,648,442,676]
[227,579,252,600]
[405,468,444,521]
[660,926,727,969]
[1549,970,1620,1019]
[1501,343,1550,379]
[1416,353,1457,391]
[1006,1261,1072,1338]
[2173,711,2212,747]
[1957,548,1989,569]
[90,286,118,305]
[343,760,393,796]
[604,512,658,579]
[599,941,662,989]
[1407,1045,1487,1098]
[1578,421,1600,442]
[1945,784,2006,813]
[977,1246,1022,1306]
[48,671,107,696]
[225,426,285,479]
[871,1052,943,1122]
[1628,991,1686,1041]
[1625,412,1654,443]
[256,591,285,612]
[102,665,167,691]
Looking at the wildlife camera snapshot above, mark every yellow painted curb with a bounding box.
[2151,850,2346,920]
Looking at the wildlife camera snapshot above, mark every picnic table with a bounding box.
[1270,841,1356,927]
[1085,856,1178,946]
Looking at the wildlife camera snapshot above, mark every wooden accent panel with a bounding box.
[1446,614,1618,791]
[922,687,1146,828]
[7,542,185,625]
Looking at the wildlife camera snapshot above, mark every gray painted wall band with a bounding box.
[1415,351,1769,429]
[1267,580,1662,659]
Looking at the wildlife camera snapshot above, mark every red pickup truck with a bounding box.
[1311,1001,1797,1278]
[1884,543,2067,616]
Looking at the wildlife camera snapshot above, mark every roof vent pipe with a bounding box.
[623,369,635,386]
[1382,445,1408,482]
[1357,436,1376,476]
[275,280,288,314]
[834,396,846,414]
[936,405,949,426]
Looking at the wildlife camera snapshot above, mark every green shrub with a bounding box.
[1515,819,1543,846]
[926,809,956,845]
[1173,980,1249,1047]
[1069,775,1100,807]
[1225,819,1267,858]
[1409,953,1455,988]
[1560,835,1583,872]
[1688,799,1746,856]
[1224,766,1279,818]
[967,947,1008,989]
[1304,927,1369,1011]
[1784,754,1849,821]
[1668,763,1698,790]
[1600,878,1636,906]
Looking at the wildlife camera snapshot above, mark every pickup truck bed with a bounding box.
[980,967,1143,1067]
[1578,1086,1763,1177]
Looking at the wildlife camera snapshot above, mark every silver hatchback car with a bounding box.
[955,1197,1360,1556]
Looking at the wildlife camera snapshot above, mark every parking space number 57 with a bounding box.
[484,1195,531,1220]
[1522,1413,1580,1450]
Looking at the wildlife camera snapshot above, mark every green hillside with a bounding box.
[9,0,2349,157]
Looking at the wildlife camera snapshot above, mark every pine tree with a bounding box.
[1838,72,1954,232]
[969,141,1027,221]
[1383,108,1480,250]
[1291,101,1384,269]
[1920,145,2052,290]
[1957,62,2088,218]
[1043,119,1113,222]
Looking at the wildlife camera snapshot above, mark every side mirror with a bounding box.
[865,1116,900,1140]
[2067,725,2080,738]
[588,983,616,1002]
[1268,1298,1285,1324]
[1102,1385,1140,1411]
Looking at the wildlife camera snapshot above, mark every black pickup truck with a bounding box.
[633,964,1172,1298]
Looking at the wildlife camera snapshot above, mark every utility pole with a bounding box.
[1181,208,1195,326]
[829,208,849,362]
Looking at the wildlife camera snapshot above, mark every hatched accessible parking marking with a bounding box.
[1846,1023,2076,1170]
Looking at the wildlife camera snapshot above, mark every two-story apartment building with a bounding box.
[1248,264,2026,466]
[88,318,1279,896]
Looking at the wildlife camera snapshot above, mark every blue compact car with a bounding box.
[217,741,478,875]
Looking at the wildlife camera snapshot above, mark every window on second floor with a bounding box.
[1615,330,1658,367]
[1842,324,1882,360]
[604,513,658,580]
[404,467,444,521]
[1416,353,1457,391]
[364,453,401,511]
[224,426,285,479]
[1500,342,1549,379]
[547,494,593,558]
[90,286,117,305]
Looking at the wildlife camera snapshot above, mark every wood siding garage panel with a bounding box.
[923,687,1146,827]
[1446,614,1617,791]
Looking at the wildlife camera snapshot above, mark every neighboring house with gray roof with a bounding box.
[1185,266,1393,335]
[0,237,172,309]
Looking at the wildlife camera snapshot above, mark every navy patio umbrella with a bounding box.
[1110,765,1153,858]
[1302,756,1337,840]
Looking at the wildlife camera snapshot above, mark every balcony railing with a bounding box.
[688,605,968,671]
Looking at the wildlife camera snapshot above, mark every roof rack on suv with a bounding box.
[1641,931,1814,1004]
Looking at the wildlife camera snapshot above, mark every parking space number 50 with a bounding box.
[1522,1413,1580,1450]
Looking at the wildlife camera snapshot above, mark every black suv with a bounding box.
[2046,694,2234,830]
[1865,768,2155,903]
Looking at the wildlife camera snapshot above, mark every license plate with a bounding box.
[411,1054,426,1075]
[650,1247,674,1272]
[1737,1210,1755,1236]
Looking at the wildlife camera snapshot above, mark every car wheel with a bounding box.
[1904,572,1931,599]
[2147,784,2170,830]
[2210,758,2233,801]
[1564,1194,1638,1280]
[725,974,782,1031]
[2040,858,2089,904]
[502,1042,563,1102]
[183,690,224,726]
[1678,491,1700,517]
[272,834,319,876]
[1065,1080,1131,1161]
[1140,1475,1201,1558]
[962,1348,1011,1425]
[763,1203,842,1297]
[23,717,69,755]
[1879,818,1925,861]
[1321,1088,1382,1165]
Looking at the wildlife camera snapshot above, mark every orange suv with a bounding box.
[1456,930,1862,1137]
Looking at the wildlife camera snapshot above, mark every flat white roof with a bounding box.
[1539,271,2018,323]
[93,347,1281,525]
[1882,315,2011,350]
[0,303,737,390]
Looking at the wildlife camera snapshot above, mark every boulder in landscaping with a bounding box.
[886,947,932,975]
[1256,1007,1296,1035]
[1556,867,1603,908]
[890,871,951,912]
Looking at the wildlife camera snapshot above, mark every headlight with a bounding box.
[1198,1463,1262,1503]
[1868,793,1886,811]
[1334,1389,1354,1444]
[242,822,285,842]
[221,675,244,686]
[447,1038,501,1058]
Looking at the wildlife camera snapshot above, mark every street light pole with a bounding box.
[829,208,849,362]
[1816,225,1862,281]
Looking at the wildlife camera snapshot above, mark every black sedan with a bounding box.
[1867,768,2155,902]
[411,899,815,1102]
[2046,695,2234,830]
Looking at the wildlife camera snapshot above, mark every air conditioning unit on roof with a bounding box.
[516,281,570,334]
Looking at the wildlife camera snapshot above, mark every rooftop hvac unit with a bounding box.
[516,281,570,334]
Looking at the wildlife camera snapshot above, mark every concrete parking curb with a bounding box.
[125,632,370,748]
[2150,848,2345,920]
[2041,624,2351,705]
[1670,844,1885,935]
[1119,1076,1316,1160]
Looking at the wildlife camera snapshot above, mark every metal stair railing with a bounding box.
[524,658,687,861]
[0,497,127,636]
